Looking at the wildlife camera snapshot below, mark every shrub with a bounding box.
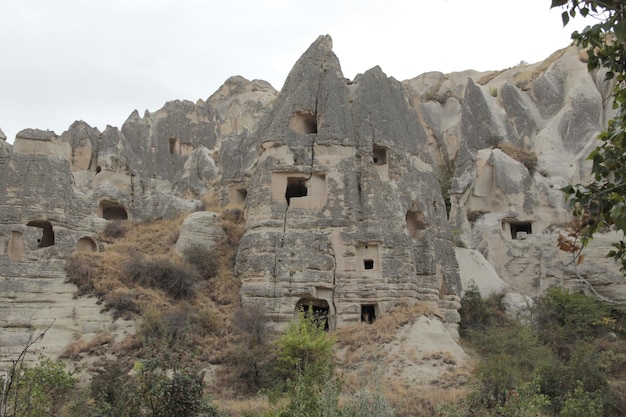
[104,290,141,320]
[4,356,77,417]
[124,255,199,299]
[103,220,130,239]
[183,244,218,280]
[459,281,493,337]
[228,305,273,392]
[65,253,97,296]
[533,286,616,359]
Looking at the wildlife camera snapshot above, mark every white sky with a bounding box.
[0,0,592,143]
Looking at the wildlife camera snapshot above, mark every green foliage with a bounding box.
[458,281,493,337]
[230,305,274,392]
[274,308,336,386]
[342,389,394,417]
[438,379,550,417]
[265,308,339,416]
[124,255,199,299]
[70,324,222,417]
[533,286,619,358]
[561,381,604,417]
[447,286,626,416]
[5,356,77,417]
[553,0,626,274]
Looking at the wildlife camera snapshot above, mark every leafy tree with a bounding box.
[266,308,337,416]
[1,322,77,417]
[552,0,626,274]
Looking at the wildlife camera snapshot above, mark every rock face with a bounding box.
[1,35,625,359]
[236,36,461,329]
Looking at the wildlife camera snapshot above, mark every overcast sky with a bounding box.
[0,0,591,143]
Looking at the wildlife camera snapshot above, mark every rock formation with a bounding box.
[1,35,625,361]
[236,35,461,330]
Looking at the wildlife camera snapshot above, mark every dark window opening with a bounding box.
[363,259,374,270]
[103,206,128,220]
[95,165,102,174]
[406,209,427,239]
[237,189,248,202]
[285,177,307,205]
[361,304,376,324]
[169,137,179,155]
[26,220,55,248]
[509,221,532,239]
[289,111,318,134]
[373,146,387,165]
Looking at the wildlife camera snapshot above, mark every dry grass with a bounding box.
[336,304,436,350]
[61,332,114,360]
[495,143,538,173]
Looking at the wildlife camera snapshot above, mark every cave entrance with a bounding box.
[285,177,308,206]
[406,209,427,239]
[361,304,377,324]
[169,137,180,155]
[98,200,128,220]
[507,221,532,239]
[26,220,55,248]
[295,298,330,331]
[373,146,388,165]
[289,111,318,134]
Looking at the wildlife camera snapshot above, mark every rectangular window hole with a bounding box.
[363,259,374,270]
[373,146,387,165]
[361,304,376,324]
[508,221,532,239]
[285,177,308,205]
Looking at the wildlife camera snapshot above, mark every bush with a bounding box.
[228,305,273,392]
[65,253,97,296]
[459,281,494,337]
[104,290,140,319]
[103,220,130,239]
[124,256,199,299]
[533,286,616,359]
[183,244,218,280]
[4,356,77,417]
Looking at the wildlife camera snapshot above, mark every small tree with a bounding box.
[268,307,337,416]
[1,322,77,417]
[552,0,626,274]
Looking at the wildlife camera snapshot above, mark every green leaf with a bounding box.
[551,0,568,8]
[562,10,570,26]
[616,20,626,43]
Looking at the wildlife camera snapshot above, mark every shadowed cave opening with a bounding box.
[285,177,307,205]
[508,221,532,239]
[169,137,180,155]
[363,259,374,270]
[98,201,128,221]
[26,220,55,248]
[361,304,377,324]
[289,111,318,134]
[373,146,387,165]
[406,209,427,239]
[296,298,330,331]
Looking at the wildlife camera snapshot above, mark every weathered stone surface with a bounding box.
[237,35,460,329]
[175,211,224,254]
[1,36,625,365]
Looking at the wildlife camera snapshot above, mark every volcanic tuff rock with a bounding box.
[1,35,625,363]
[236,35,460,329]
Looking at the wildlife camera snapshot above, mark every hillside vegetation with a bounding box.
[3,213,626,416]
